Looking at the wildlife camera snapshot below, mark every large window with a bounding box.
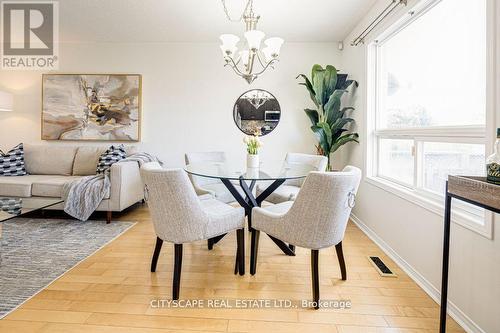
[369,0,489,235]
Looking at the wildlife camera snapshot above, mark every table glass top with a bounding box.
[0,197,63,222]
[185,161,317,181]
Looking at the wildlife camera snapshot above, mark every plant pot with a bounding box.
[247,154,259,169]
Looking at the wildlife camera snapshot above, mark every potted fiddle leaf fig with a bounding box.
[297,64,359,170]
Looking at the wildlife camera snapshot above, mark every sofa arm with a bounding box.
[108,161,144,211]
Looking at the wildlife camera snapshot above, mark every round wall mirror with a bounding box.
[233,89,281,136]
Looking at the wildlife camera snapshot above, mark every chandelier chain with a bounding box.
[221,0,253,22]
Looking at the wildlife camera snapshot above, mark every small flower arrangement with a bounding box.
[243,135,262,155]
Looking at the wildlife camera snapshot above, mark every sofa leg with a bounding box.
[106,211,112,224]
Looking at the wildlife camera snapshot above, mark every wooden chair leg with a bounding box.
[250,229,260,275]
[106,211,112,224]
[234,254,239,275]
[335,241,347,280]
[172,244,183,300]
[311,249,320,309]
[150,237,163,272]
[236,228,245,276]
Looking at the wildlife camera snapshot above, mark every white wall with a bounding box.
[341,0,499,332]
[0,42,340,167]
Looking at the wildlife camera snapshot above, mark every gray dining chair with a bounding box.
[256,153,328,204]
[185,151,244,204]
[140,163,246,300]
[250,166,361,308]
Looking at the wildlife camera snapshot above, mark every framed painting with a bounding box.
[42,74,141,141]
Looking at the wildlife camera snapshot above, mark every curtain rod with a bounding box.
[351,0,408,46]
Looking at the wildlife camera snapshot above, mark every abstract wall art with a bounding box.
[42,74,141,141]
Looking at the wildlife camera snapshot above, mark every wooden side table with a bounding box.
[440,176,500,332]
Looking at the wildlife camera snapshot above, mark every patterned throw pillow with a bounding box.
[0,143,27,176]
[96,144,127,174]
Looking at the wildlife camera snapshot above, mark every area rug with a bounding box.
[0,218,135,318]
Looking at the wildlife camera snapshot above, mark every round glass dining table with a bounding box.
[185,161,317,256]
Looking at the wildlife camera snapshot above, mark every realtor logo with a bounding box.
[1,1,59,70]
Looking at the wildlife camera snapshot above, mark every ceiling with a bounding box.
[58,0,377,43]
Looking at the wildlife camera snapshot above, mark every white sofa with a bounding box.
[0,144,144,222]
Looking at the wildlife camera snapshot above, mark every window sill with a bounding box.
[364,176,493,239]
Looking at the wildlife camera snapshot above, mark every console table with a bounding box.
[439,176,500,332]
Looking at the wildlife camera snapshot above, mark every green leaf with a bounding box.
[330,117,355,133]
[324,90,347,124]
[332,128,348,141]
[297,74,318,107]
[311,67,326,106]
[330,118,354,143]
[330,106,355,124]
[304,108,319,126]
[340,106,355,114]
[339,79,358,90]
[311,125,330,155]
[318,121,332,146]
[330,133,359,154]
[311,64,323,82]
[324,65,338,100]
[335,74,348,89]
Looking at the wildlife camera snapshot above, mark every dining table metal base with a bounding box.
[207,176,295,256]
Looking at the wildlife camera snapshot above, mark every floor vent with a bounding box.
[368,256,397,277]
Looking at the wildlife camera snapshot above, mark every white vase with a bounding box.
[247,154,259,169]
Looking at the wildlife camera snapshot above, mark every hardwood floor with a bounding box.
[0,205,465,333]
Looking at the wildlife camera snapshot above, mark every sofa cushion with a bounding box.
[72,147,107,176]
[32,176,91,198]
[0,175,59,197]
[24,145,77,176]
[0,143,27,176]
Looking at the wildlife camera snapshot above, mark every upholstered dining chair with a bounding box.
[256,153,328,204]
[250,166,361,308]
[185,151,244,204]
[140,163,246,300]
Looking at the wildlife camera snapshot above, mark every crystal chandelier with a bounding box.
[219,0,284,84]
[242,90,271,109]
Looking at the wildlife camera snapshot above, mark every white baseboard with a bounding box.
[350,213,485,333]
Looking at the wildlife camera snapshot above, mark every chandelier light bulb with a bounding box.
[244,30,265,51]
[220,45,237,58]
[261,47,274,63]
[220,34,240,51]
[264,37,284,57]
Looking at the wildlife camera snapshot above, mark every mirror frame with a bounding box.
[232,89,281,137]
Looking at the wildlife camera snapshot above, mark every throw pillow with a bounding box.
[0,143,27,176]
[96,144,127,174]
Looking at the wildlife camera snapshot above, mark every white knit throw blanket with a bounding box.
[62,153,161,221]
